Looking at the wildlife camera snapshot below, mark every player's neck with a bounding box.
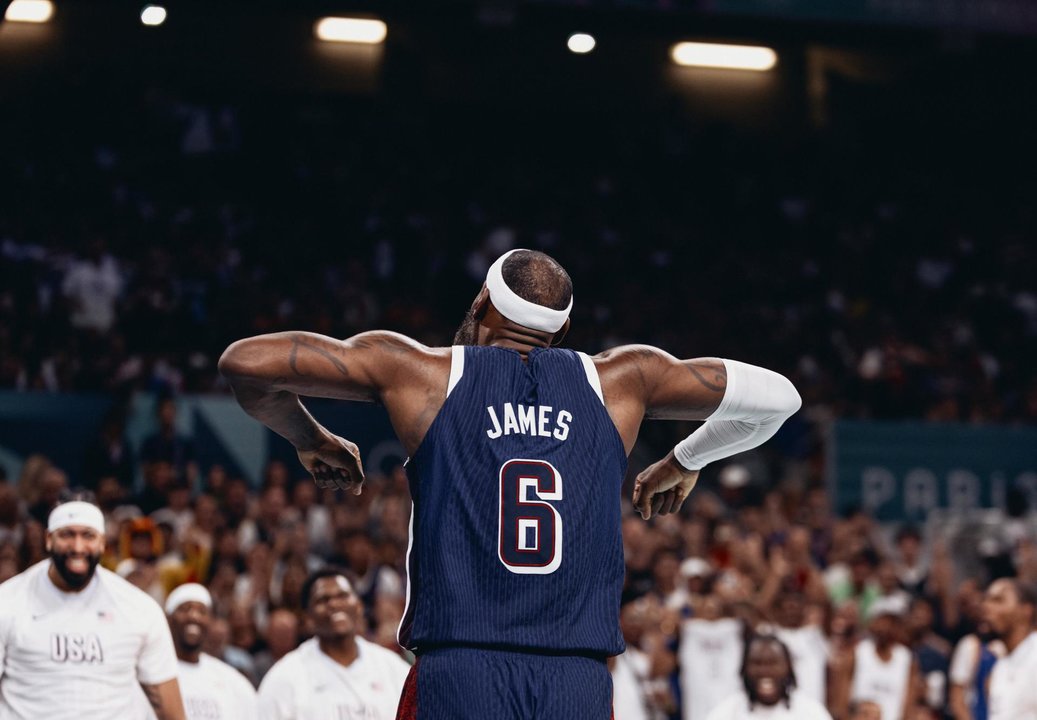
[319,635,359,667]
[482,318,554,361]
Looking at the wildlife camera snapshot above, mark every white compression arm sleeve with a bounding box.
[673,359,801,471]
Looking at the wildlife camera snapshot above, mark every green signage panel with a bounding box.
[831,420,1037,522]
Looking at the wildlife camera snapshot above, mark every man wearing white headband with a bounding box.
[0,500,186,719]
[142,583,256,720]
[220,248,800,718]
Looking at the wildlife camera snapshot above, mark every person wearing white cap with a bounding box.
[220,249,800,719]
[844,594,920,720]
[257,567,410,720]
[0,500,186,719]
[142,583,257,720]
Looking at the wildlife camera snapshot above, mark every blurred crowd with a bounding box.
[2,81,1036,720]
[2,87,1035,427]
[2,400,1036,719]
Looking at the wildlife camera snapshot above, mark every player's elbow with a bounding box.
[773,373,802,419]
[218,339,256,380]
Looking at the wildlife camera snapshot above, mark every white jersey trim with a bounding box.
[447,345,465,397]
[397,500,416,649]
[576,352,604,404]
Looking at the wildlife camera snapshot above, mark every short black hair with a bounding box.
[740,633,797,709]
[301,566,355,610]
[501,250,572,311]
[1007,578,1037,618]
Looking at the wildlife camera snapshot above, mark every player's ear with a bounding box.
[473,286,491,321]
[550,318,570,346]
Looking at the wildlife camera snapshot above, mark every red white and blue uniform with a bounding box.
[396,346,626,719]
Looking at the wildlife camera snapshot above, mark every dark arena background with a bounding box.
[1,0,1036,718]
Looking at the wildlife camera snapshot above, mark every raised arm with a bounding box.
[597,345,800,520]
[218,330,447,488]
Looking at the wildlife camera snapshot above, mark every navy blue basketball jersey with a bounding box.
[399,346,627,657]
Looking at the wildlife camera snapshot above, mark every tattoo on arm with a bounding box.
[683,361,727,393]
[141,684,166,714]
[288,335,351,378]
[141,682,183,720]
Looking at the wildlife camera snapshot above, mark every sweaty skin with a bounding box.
[219,286,726,519]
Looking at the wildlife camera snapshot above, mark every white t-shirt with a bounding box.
[258,637,410,720]
[774,625,827,706]
[612,647,651,720]
[850,639,912,720]
[0,560,178,720]
[142,654,257,720]
[705,690,833,720]
[950,634,1004,712]
[989,632,1037,720]
[61,255,123,333]
[680,618,743,720]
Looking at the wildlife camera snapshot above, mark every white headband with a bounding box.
[165,583,212,615]
[48,501,105,535]
[485,249,573,333]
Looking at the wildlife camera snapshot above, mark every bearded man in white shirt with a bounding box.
[0,500,185,720]
[258,567,410,720]
[984,577,1037,720]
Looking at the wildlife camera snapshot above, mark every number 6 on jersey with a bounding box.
[498,459,563,574]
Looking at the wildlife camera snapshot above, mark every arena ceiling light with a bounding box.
[670,42,777,71]
[314,17,387,44]
[567,33,596,54]
[140,5,167,27]
[4,0,54,23]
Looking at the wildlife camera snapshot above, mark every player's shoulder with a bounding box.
[259,639,313,691]
[201,653,257,695]
[96,567,165,615]
[590,344,675,389]
[590,344,677,364]
[349,330,446,358]
[357,636,410,669]
[0,560,45,607]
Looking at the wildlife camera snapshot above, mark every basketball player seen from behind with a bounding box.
[219,249,801,719]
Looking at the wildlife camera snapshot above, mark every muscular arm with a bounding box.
[141,679,186,720]
[598,345,800,519]
[218,330,445,455]
[596,346,728,436]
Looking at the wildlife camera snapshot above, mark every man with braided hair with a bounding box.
[220,249,801,719]
[706,634,832,719]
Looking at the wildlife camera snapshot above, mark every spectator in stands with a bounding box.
[844,596,920,720]
[253,608,299,683]
[141,395,198,489]
[680,594,743,720]
[983,578,1037,718]
[948,619,1003,720]
[62,236,123,335]
[705,634,832,719]
[257,568,410,719]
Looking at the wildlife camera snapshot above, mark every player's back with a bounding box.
[400,345,626,656]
